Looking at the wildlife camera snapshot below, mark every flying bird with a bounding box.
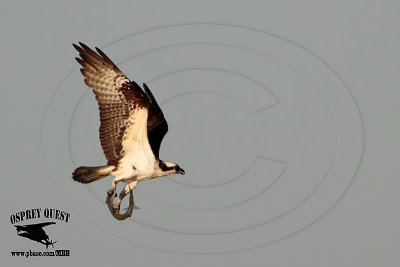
[71,42,185,220]
[15,222,57,249]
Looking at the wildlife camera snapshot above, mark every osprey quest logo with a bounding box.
[10,208,70,258]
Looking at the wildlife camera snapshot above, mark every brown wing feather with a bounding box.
[143,83,168,159]
[73,42,149,164]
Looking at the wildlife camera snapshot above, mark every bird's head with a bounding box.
[175,164,185,175]
[159,161,185,175]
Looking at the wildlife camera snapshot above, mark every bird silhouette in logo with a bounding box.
[14,222,57,249]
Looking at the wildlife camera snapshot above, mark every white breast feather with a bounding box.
[111,108,156,182]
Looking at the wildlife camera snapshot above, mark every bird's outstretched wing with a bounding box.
[31,222,56,228]
[73,42,150,164]
[143,83,168,159]
[14,222,56,230]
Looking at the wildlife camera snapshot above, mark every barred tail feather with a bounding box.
[72,165,114,184]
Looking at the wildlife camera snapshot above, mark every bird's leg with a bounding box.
[106,181,137,220]
[107,179,118,197]
[113,181,138,213]
[105,179,119,216]
[106,179,118,208]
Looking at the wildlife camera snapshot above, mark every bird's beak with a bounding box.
[179,168,185,175]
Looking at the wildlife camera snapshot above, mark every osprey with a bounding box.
[71,42,185,220]
[15,222,57,249]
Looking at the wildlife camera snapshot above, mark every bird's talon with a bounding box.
[107,189,115,196]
